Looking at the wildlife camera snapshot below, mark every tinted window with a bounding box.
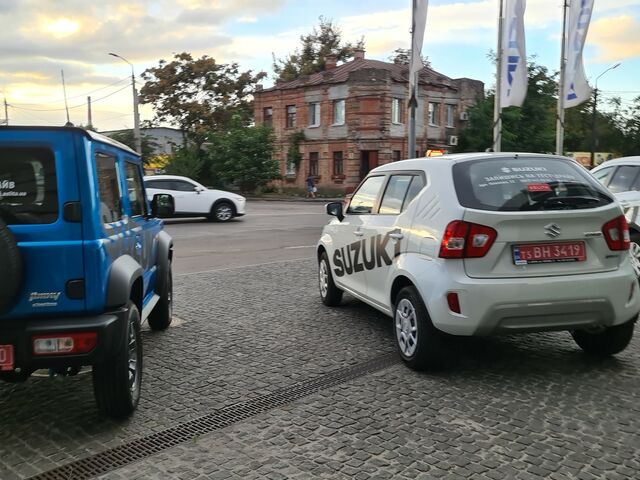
[96,152,123,224]
[0,147,58,225]
[172,180,197,192]
[347,176,385,214]
[146,179,175,190]
[125,162,145,216]
[453,158,613,211]
[592,166,614,185]
[608,166,640,193]
[404,175,425,208]
[379,175,413,215]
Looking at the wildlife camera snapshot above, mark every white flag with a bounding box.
[409,0,428,98]
[564,0,593,108]
[500,0,527,108]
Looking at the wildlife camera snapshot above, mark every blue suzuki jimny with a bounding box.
[0,126,175,418]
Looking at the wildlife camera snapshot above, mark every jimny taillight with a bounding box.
[439,220,498,259]
[602,215,630,251]
[32,332,97,356]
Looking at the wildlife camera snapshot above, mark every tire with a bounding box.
[318,251,343,306]
[210,201,234,222]
[572,319,635,356]
[148,261,173,331]
[93,302,143,419]
[0,216,23,313]
[394,286,447,371]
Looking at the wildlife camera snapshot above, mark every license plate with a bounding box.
[0,345,14,372]
[513,242,586,265]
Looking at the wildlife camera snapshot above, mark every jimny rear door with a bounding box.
[0,129,85,316]
[452,156,623,279]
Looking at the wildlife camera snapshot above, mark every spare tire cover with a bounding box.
[0,216,23,312]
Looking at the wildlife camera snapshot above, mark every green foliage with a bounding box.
[273,17,364,82]
[106,130,160,165]
[140,52,266,143]
[388,48,430,68]
[205,121,279,192]
[286,131,306,170]
[164,147,204,179]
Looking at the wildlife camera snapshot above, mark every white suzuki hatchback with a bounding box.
[317,153,640,370]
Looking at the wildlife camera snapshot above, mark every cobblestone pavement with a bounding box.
[2,258,640,479]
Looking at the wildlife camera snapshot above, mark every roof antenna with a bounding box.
[61,69,73,127]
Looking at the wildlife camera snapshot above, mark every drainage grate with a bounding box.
[29,352,399,480]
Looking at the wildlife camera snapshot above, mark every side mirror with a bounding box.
[326,201,344,222]
[194,186,205,194]
[151,193,175,218]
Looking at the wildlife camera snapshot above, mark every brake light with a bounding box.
[439,221,497,258]
[32,332,97,356]
[602,216,630,251]
[446,292,461,314]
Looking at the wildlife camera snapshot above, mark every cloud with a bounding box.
[588,15,640,62]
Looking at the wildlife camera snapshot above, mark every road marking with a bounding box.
[284,245,315,249]
[176,256,313,277]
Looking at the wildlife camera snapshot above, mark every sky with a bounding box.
[2,0,639,131]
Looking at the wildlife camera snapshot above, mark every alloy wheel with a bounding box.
[395,298,418,357]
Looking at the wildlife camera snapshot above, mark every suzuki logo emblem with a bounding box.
[544,223,561,238]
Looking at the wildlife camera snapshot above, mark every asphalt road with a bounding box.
[164,200,329,275]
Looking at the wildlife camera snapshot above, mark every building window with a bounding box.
[263,107,273,126]
[309,152,319,176]
[286,105,296,128]
[446,104,455,127]
[428,102,439,126]
[308,102,321,127]
[333,151,344,175]
[393,150,401,162]
[333,99,345,125]
[391,98,402,124]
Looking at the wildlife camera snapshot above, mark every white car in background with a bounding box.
[144,175,246,222]
[317,153,640,370]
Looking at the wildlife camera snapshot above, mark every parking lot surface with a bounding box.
[1,201,640,479]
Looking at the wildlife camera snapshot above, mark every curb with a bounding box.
[245,197,343,203]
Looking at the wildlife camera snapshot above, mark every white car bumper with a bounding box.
[413,260,640,336]
[234,197,246,216]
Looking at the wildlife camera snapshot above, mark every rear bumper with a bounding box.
[419,263,640,336]
[0,306,128,374]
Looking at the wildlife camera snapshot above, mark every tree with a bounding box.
[164,147,204,179]
[388,48,430,68]
[205,119,279,192]
[273,17,364,82]
[140,53,266,143]
[106,130,160,165]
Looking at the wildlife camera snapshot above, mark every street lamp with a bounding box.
[590,62,621,168]
[109,52,142,155]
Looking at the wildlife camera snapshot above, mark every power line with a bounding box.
[9,83,132,112]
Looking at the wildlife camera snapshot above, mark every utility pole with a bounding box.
[2,98,7,126]
[109,53,142,154]
[61,70,72,126]
[590,62,621,167]
[87,96,93,128]
[555,0,569,156]
[493,0,504,152]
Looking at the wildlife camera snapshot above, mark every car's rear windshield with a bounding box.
[0,147,58,224]
[453,157,613,212]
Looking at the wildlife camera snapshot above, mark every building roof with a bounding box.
[262,58,460,92]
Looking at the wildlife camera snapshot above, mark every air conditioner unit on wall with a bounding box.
[448,135,459,146]
[459,111,469,121]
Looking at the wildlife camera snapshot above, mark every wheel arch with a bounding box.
[105,255,144,310]
[390,275,416,308]
[211,198,237,216]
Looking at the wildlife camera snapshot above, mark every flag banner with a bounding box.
[564,0,594,108]
[409,0,428,98]
[500,0,527,108]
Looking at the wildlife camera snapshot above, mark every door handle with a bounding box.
[354,229,364,237]
[389,230,403,240]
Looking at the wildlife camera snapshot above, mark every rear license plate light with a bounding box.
[513,242,586,265]
[0,345,14,371]
[32,332,97,356]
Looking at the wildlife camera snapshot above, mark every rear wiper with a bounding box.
[539,196,603,210]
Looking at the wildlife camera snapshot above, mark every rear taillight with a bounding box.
[439,220,497,258]
[32,332,97,356]
[602,215,630,251]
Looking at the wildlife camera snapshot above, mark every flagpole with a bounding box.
[555,0,569,155]
[493,0,504,152]
[408,0,417,158]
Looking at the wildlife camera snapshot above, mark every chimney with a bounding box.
[255,84,264,91]
[353,48,365,61]
[325,53,338,70]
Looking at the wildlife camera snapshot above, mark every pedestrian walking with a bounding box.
[306,174,316,199]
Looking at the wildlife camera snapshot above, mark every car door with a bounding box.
[170,179,206,214]
[123,160,159,303]
[365,173,426,307]
[328,175,386,298]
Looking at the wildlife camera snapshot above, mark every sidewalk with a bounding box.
[246,195,343,203]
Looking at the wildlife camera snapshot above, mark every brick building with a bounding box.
[253,49,483,192]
